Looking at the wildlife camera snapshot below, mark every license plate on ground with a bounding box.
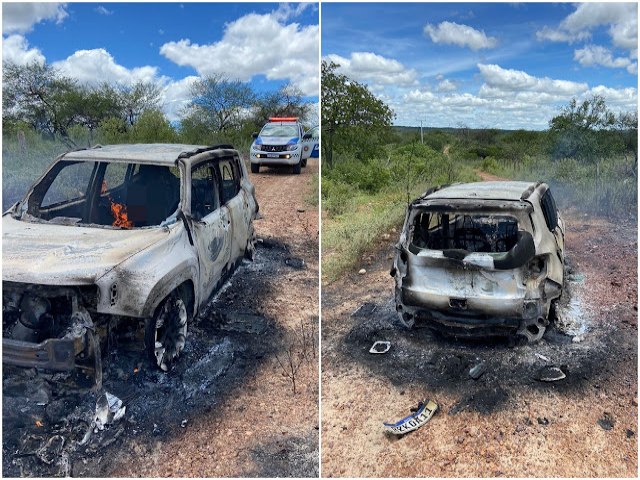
[383,399,438,435]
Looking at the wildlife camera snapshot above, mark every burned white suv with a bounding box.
[3,144,258,385]
[392,181,564,342]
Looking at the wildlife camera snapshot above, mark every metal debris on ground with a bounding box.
[35,435,65,465]
[469,362,486,380]
[181,419,188,428]
[94,391,126,432]
[369,341,391,354]
[358,268,366,275]
[535,353,550,362]
[383,400,438,436]
[536,366,566,382]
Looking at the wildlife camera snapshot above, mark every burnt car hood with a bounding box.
[3,215,169,285]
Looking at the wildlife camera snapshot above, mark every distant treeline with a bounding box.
[2,60,314,152]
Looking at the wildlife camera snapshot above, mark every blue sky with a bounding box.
[322,3,638,129]
[3,2,319,121]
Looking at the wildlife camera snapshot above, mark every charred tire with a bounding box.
[293,160,302,175]
[144,290,189,372]
[251,163,260,174]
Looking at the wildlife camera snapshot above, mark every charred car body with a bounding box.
[392,181,564,342]
[3,144,258,385]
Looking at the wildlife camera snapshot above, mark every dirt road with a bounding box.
[3,159,319,477]
[321,203,637,476]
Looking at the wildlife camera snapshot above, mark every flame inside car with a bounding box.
[101,180,133,229]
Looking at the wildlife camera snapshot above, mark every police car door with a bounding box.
[301,125,314,160]
[190,159,232,302]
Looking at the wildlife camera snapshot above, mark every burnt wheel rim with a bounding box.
[153,297,187,371]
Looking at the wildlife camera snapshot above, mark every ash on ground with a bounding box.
[2,240,316,478]
[342,261,634,415]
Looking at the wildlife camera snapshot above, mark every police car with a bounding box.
[302,125,319,159]
[250,117,310,174]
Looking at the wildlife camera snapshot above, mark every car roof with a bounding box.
[426,181,538,201]
[62,144,211,166]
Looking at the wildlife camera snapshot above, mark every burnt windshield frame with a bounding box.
[25,159,181,229]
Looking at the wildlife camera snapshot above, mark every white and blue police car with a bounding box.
[250,117,309,174]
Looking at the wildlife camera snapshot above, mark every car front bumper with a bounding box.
[250,149,301,165]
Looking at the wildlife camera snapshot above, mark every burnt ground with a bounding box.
[321,211,637,477]
[2,158,319,477]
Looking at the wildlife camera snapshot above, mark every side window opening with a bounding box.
[540,190,558,231]
[218,159,240,204]
[191,161,220,221]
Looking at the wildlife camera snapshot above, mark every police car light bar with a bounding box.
[269,117,298,122]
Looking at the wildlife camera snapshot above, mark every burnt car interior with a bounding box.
[28,161,180,228]
[412,211,520,253]
[190,157,241,220]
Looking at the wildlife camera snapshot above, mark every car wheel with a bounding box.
[251,163,260,174]
[293,159,302,175]
[301,157,307,168]
[145,291,188,372]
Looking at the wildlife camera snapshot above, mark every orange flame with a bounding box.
[102,179,133,228]
[111,200,133,228]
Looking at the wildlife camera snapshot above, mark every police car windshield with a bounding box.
[260,124,298,137]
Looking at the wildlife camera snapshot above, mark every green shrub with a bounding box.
[321,177,355,216]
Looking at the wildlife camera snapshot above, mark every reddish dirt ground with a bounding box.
[321,195,637,477]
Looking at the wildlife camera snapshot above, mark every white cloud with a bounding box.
[162,76,199,122]
[160,10,318,96]
[561,3,634,33]
[52,49,160,86]
[3,3,68,34]
[424,21,498,50]
[574,44,637,74]
[537,3,637,59]
[2,34,45,65]
[477,63,588,95]
[587,85,638,109]
[95,6,113,16]
[535,26,590,44]
[393,63,637,130]
[273,2,314,22]
[324,52,418,87]
[436,78,457,92]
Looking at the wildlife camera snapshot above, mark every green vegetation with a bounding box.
[321,61,394,167]
[2,60,314,209]
[322,59,637,283]
[320,63,481,281]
